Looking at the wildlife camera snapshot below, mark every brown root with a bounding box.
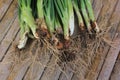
[91,21,100,33]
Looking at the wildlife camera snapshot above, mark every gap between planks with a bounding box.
[0,0,18,44]
[0,16,19,62]
[98,23,120,80]
[85,0,120,79]
[0,0,14,21]
[0,31,20,80]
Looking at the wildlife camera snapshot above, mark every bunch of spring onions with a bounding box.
[18,0,100,49]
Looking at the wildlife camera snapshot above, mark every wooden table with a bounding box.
[0,0,120,80]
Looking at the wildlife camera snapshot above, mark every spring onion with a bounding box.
[17,0,100,49]
[73,0,85,30]
[84,0,100,32]
[68,0,75,35]
[18,0,38,49]
[79,0,92,33]
[54,0,70,40]
[43,0,55,36]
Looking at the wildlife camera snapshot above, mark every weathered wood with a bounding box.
[1,31,20,62]
[0,16,19,61]
[97,0,119,28]
[0,62,13,80]
[40,56,61,80]
[7,59,31,80]
[85,54,101,80]
[110,53,120,80]
[23,51,52,80]
[0,0,17,43]
[0,0,14,21]
[4,32,32,80]
[0,31,20,80]
[98,2,120,78]
[59,67,73,80]
[85,0,120,80]
[0,0,120,80]
[71,75,80,80]
[110,22,120,80]
[97,0,120,79]
[93,0,103,19]
[98,30,120,80]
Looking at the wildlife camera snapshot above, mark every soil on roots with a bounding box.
[12,29,104,80]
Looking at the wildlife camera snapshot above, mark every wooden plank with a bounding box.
[59,67,73,80]
[0,0,17,43]
[97,0,118,28]
[98,29,120,80]
[71,75,79,80]
[40,56,61,80]
[110,24,120,80]
[98,4,120,78]
[0,31,34,80]
[0,0,14,21]
[86,25,119,80]
[93,0,103,19]
[4,32,33,80]
[7,59,31,80]
[0,61,14,80]
[97,0,120,79]
[23,51,52,80]
[85,0,120,79]
[7,36,43,80]
[0,16,19,61]
[1,31,20,62]
[85,53,101,80]
[110,53,120,80]
[2,0,119,80]
[0,31,20,80]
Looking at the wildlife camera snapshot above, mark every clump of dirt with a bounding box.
[59,50,76,62]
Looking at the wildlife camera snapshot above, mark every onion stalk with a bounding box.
[37,0,47,30]
[79,0,92,34]
[73,0,85,30]
[18,0,38,49]
[43,0,55,36]
[54,16,63,34]
[54,0,70,40]
[68,0,75,35]
[84,0,100,32]
[17,0,100,49]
